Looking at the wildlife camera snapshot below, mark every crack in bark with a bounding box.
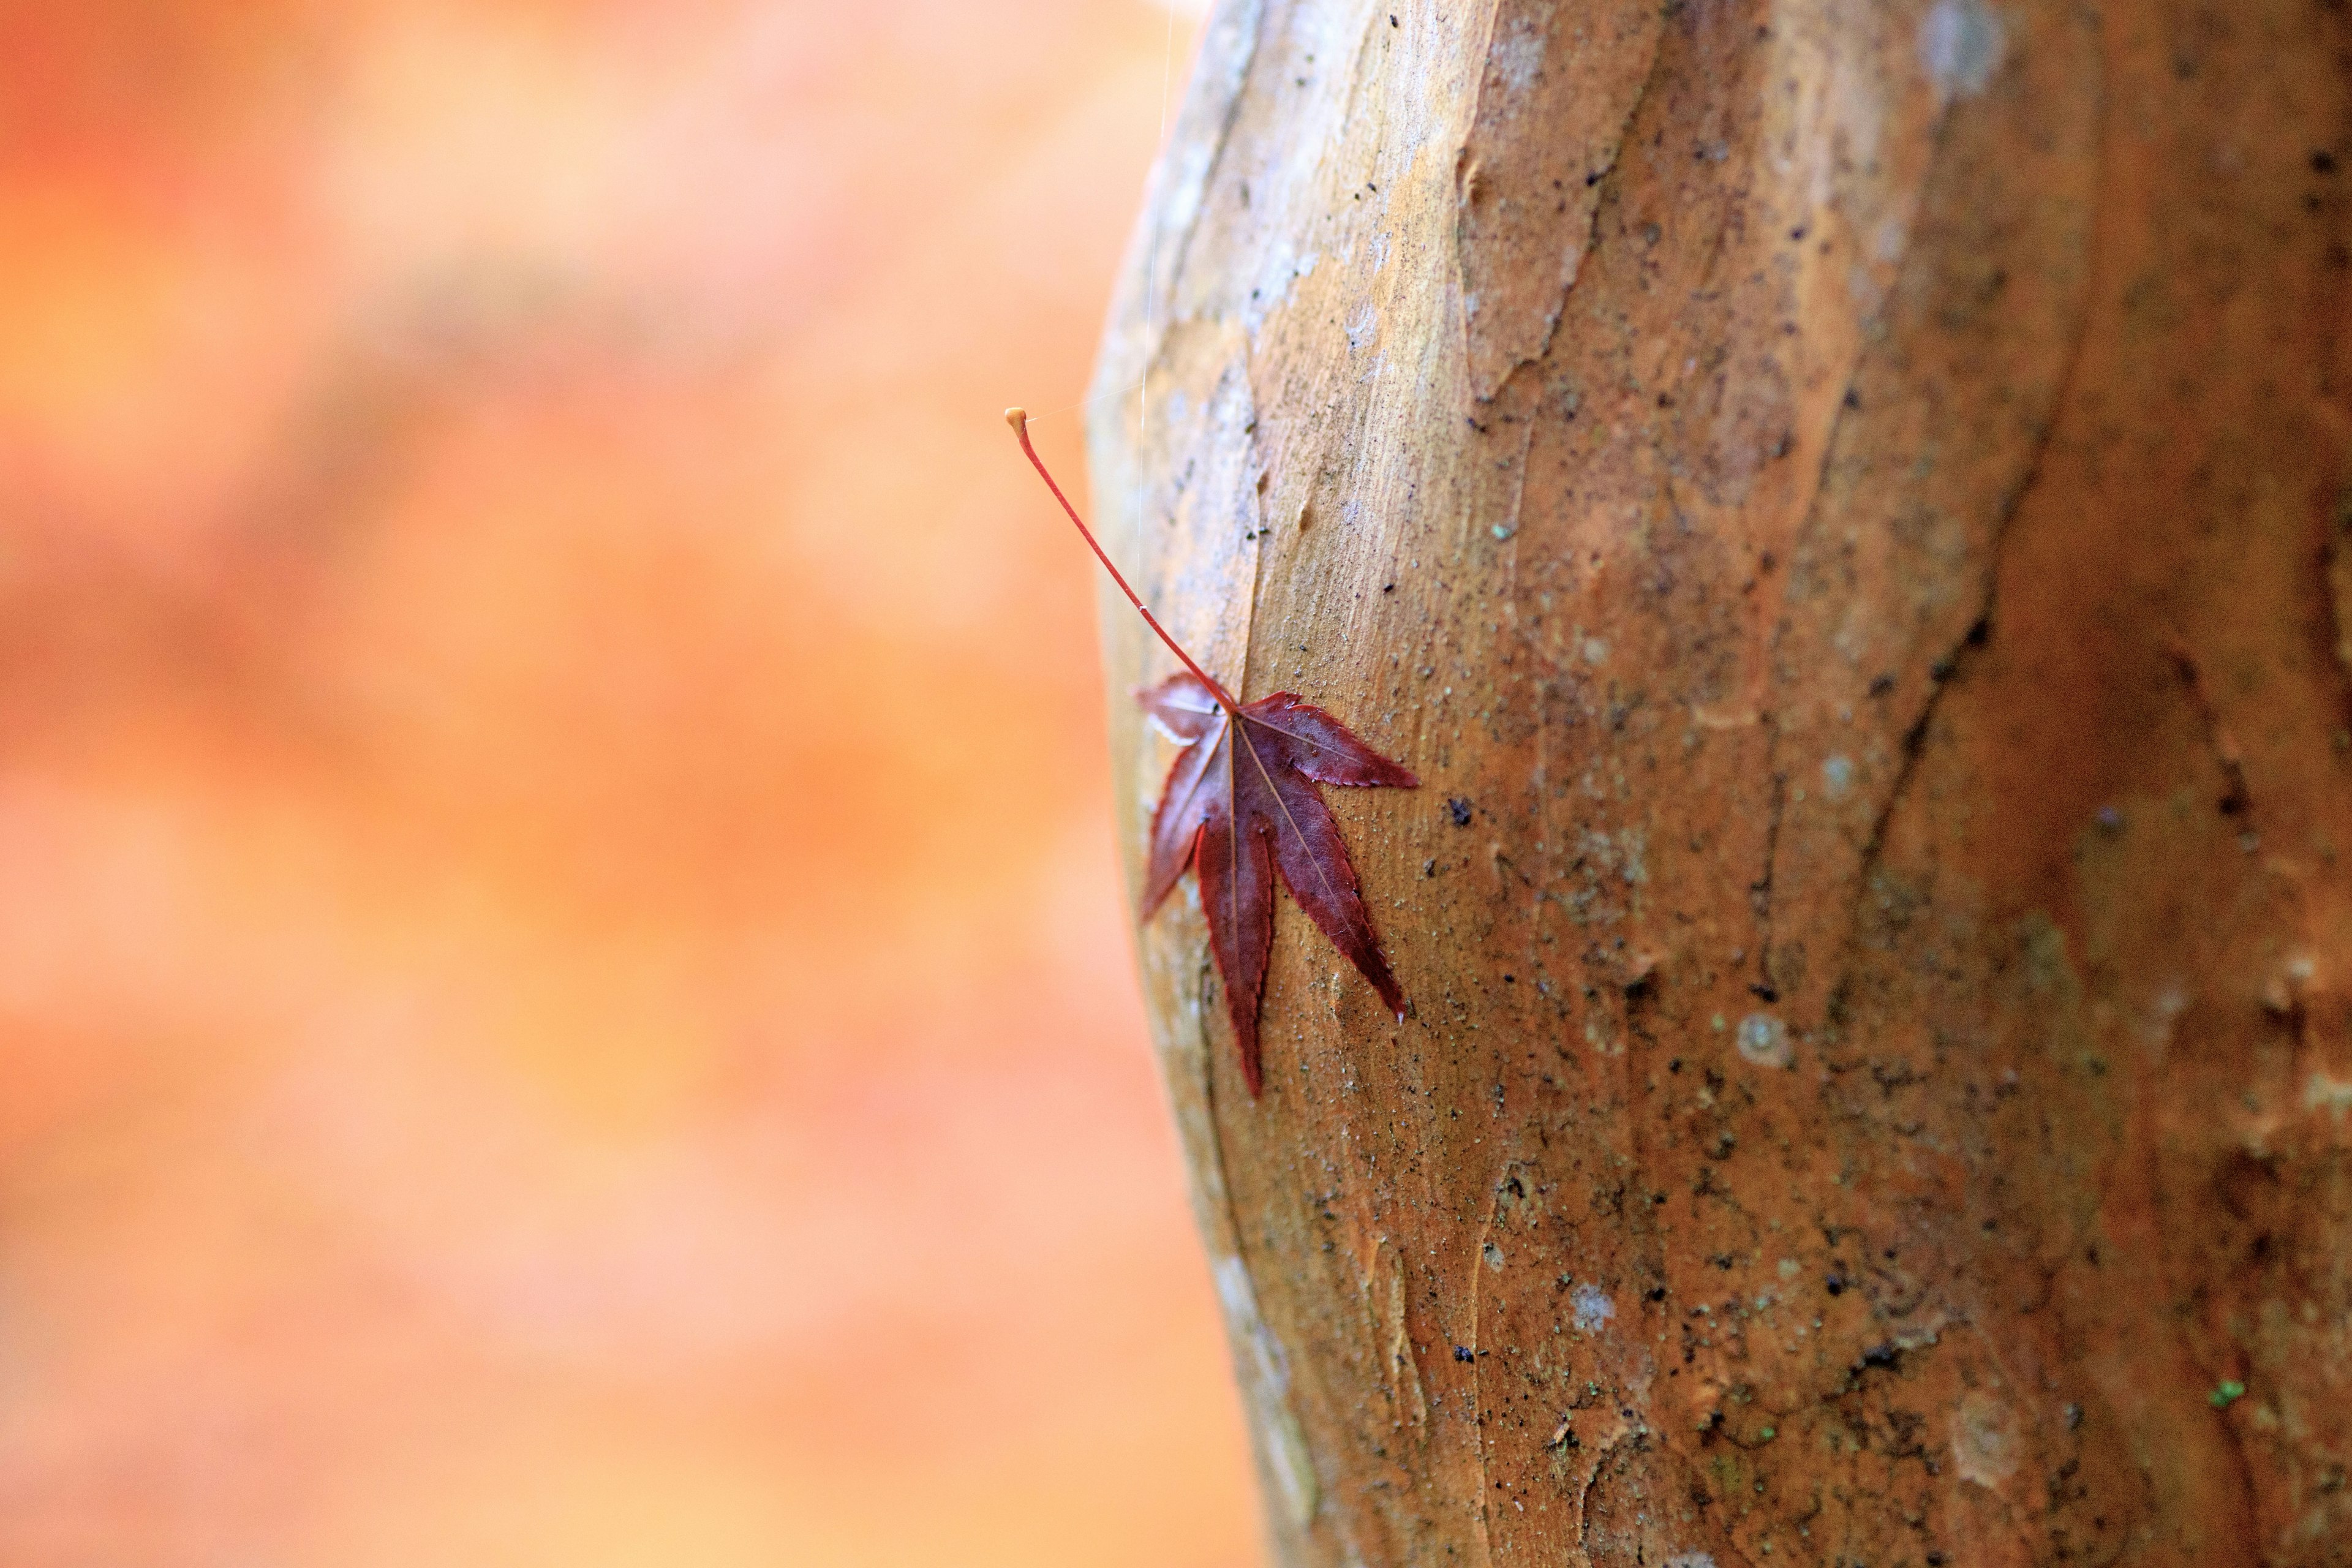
[2162,633,2260,835]
[1751,758,1788,996]
[1840,14,2109,949]
[1458,0,1668,402]
[1841,612,1978,954]
[1841,413,2098,1045]
[1494,51,1656,393]
[1468,1197,1496,1568]
[1751,14,2130,1012]
[1749,156,1947,1006]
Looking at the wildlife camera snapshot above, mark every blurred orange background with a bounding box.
[0,1,1261,1562]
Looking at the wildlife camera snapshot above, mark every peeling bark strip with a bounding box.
[1088,1,2352,1564]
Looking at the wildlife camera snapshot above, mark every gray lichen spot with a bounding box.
[1953,1389,2020,1486]
[1618,826,1648,886]
[1918,0,2004,99]
[1571,1283,1618,1333]
[2021,912,2074,995]
[1664,1555,1719,1568]
[1737,1011,1793,1069]
[1491,13,1544,96]
[2305,1070,2352,1122]
[1484,1240,1507,1270]
[1822,752,1855,801]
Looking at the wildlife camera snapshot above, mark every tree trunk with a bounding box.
[1086,1,2352,1562]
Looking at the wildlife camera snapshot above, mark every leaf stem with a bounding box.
[1007,408,1242,714]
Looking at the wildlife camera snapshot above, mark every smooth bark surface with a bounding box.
[1088,2,2352,1562]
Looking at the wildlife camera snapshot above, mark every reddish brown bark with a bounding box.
[1089,1,2352,1563]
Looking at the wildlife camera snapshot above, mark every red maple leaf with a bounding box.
[1009,408,1418,1093]
[1136,673,1417,1093]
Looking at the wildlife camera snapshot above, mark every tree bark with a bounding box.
[1087,2,2352,1563]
